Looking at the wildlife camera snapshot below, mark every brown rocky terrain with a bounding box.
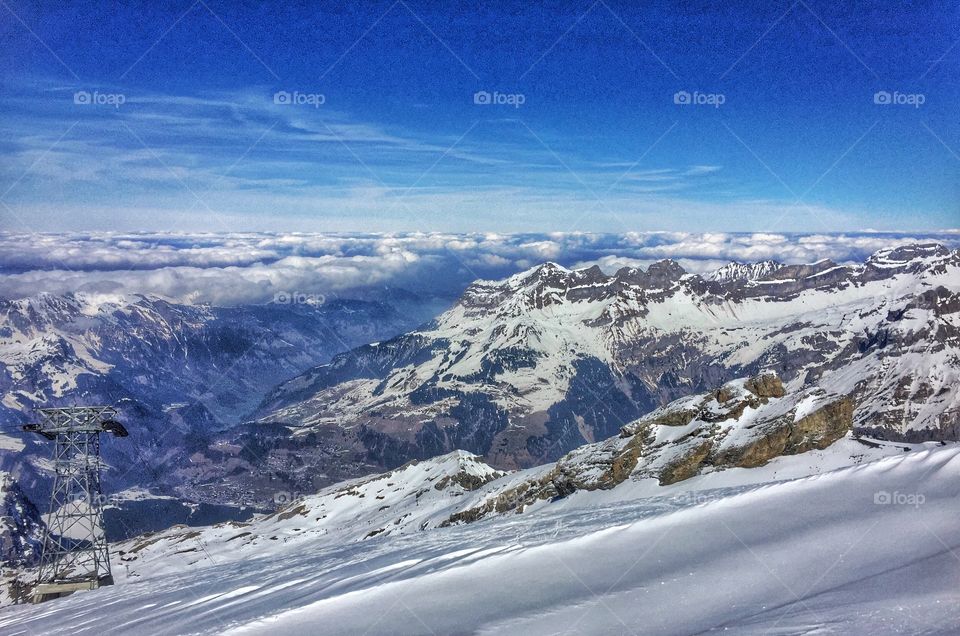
[444,373,852,524]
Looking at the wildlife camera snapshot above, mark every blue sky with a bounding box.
[0,0,957,232]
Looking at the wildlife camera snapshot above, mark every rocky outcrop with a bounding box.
[443,373,853,524]
[744,374,786,399]
[658,439,714,485]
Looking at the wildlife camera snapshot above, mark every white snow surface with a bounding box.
[3,441,959,634]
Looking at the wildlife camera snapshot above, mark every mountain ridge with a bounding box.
[252,243,959,490]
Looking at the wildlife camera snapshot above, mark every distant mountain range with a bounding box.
[239,243,959,504]
[705,259,784,282]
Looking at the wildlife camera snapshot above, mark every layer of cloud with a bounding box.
[1,231,957,306]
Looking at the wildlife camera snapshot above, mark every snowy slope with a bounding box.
[108,450,505,576]
[236,446,960,636]
[19,374,907,582]
[1,442,957,634]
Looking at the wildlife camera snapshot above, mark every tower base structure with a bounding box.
[32,575,114,603]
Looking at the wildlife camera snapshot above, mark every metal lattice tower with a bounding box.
[22,406,128,602]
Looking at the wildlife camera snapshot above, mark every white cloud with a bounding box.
[1,231,957,305]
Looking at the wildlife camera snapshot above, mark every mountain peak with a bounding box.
[867,242,952,266]
[644,259,687,282]
[498,261,571,288]
[528,261,569,277]
[708,260,784,282]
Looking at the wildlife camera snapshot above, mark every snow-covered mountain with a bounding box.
[0,292,436,509]
[706,259,784,281]
[5,243,958,513]
[0,292,429,422]
[254,243,960,483]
